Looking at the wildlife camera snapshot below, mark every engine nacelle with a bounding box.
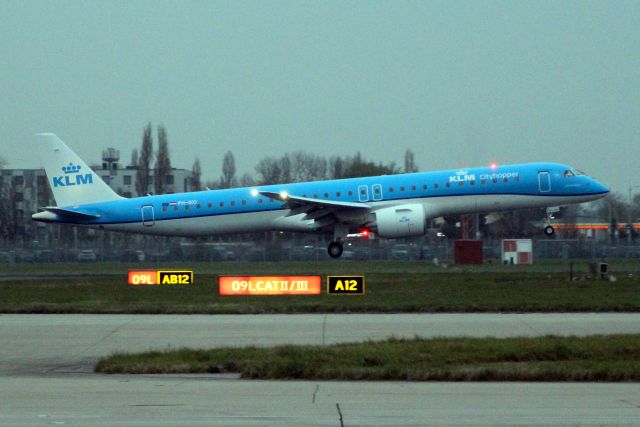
[374,203,426,238]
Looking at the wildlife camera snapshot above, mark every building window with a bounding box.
[12,176,24,186]
[167,175,174,185]
[123,192,132,198]
[123,175,132,185]
[15,192,23,202]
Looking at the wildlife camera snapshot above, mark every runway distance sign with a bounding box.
[219,276,322,295]
[128,270,194,285]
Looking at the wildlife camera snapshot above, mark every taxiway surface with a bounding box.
[1,313,639,426]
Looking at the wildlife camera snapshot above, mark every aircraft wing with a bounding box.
[258,191,370,224]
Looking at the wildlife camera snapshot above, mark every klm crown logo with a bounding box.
[53,162,92,188]
[62,163,82,174]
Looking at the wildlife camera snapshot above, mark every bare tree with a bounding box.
[329,156,344,179]
[135,123,153,196]
[220,151,236,188]
[191,157,202,191]
[404,149,418,173]
[154,125,171,195]
[255,157,282,184]
[239,172,255,187]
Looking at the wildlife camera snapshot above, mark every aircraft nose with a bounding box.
[592,179,609,195]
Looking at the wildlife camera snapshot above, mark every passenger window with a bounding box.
[185,205,189,210]
[231,201,236,206]
[174,206,178,211]
[423,184,428,190]
[400,186,405,191]
[313,194,318,198]
[481,179,486,185]
[219,202,224,207]
[515,176,520,182]
[503,177,508,183]
[162,207,167,212]
[458,181,464,186]
[434,183,439,189]
[348,191,353,196]
[242,200,246,205]
[207,203,212,208]
[492,179,497,184]
[470,181,475,186]
[388,187,394,192]
[446,182,450,188]
[411,185,416,191]
[258,199,263,204]
[336,192,341,197]
[324,192,329,198]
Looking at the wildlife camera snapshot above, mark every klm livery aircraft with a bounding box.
[32,134,609,258]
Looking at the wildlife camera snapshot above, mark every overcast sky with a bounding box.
[1,1,638,194]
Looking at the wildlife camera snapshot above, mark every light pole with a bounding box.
[627,185,640,245]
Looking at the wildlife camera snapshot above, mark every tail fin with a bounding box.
[36,133,123,207]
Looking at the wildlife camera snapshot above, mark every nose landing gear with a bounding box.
[543,207,559,236]
[328,241,344,258]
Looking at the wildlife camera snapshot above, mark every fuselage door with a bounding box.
[141,205,155,226]
[372,184,383,201]
[538,171,551,193]
[358,185,369,202]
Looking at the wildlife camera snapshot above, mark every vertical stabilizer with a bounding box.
[36,133,123,206]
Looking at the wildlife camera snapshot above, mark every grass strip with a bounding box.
[95,334,640,381]
[2,269,640,313]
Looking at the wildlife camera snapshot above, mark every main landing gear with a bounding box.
[328,241,344,258]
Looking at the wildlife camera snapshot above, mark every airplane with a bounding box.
[32,133,609,258]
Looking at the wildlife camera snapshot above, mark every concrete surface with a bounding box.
[1,313,639,426]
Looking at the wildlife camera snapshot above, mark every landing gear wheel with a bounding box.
[544,225,555,236]
[327,241,344,258]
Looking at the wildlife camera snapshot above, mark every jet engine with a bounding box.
[373,204,426,238]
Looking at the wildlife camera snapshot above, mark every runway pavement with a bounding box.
[1,313,640,425]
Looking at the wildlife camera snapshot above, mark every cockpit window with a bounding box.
[573,169,586,176]
[563,170,575,178]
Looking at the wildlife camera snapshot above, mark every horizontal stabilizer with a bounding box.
[39,206,101,219]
